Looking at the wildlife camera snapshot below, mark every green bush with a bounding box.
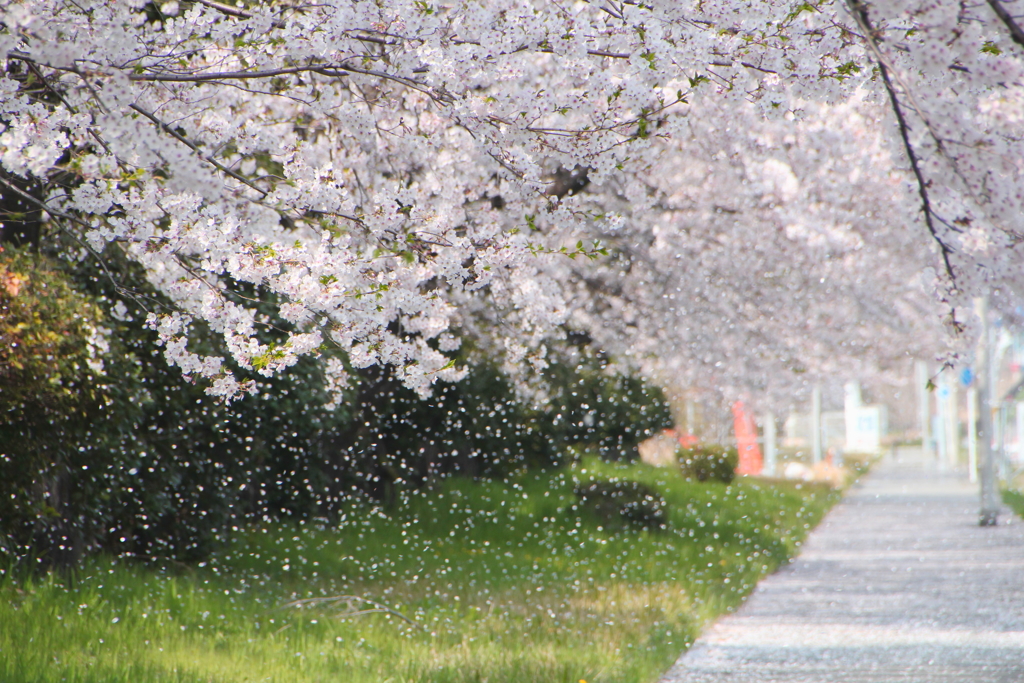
[320,330,673,503]
[0,243,358,570]
[0,246,116,569]
[571,479,667,529]
[1004,488,1024,520]
[678,445,738,484]
[0,237,673,570]
[541,332,673,461]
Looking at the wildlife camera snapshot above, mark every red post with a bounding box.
[732,400,763,476]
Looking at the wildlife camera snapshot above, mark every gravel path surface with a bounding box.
[661,448,1024,683]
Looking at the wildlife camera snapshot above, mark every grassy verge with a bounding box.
[1003,488,1024,519]
[1,457,839,683]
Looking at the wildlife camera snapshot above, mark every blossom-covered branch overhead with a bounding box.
[1,0,1021,400]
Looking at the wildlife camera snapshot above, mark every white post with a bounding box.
[999,403,1010,482]
[947,378,960,468]
[915,359,931,456]
[936,378,949,469]
[844,380,861,454]
[811,384,823,464]
[764,412,777,477]
[1016,402,1024,462]
[967,387,978,483]
[977,297,999,526]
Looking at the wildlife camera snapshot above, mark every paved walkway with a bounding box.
[661,448,1024,683]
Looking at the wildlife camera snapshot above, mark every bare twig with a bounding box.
[280,595,425,630]
[127,104,269,197]
[0,175,145,303]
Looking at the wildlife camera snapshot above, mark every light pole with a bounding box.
[977,297,999,527]
[967,386,978,483]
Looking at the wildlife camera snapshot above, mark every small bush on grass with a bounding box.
[572,479,667,530]
[1003,488,1024,519]
[678,445,738,483]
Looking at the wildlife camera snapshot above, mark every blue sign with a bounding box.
[960,367,974,387]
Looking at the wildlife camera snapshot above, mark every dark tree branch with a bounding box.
[127,104,269,198]
[986,0,1024,48]
[845,0,959,291]
[875,62,958,286]
[0,174,146,303]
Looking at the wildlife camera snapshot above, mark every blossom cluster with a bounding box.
[1,1,1021,401]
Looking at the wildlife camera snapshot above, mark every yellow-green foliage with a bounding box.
[0,246,109,412]
[0,247,114,544]
[1004,488,1024,520]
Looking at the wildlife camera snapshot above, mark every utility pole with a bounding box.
[977,297,999,527]
[967,386,978,483]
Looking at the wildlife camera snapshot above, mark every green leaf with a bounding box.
[982,41,1002,56]
[835,61,861,78]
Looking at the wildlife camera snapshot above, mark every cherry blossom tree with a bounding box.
[556,92,953,410]
[2,0,1023,401]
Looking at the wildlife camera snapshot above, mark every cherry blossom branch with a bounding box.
[193,0,255,20]
[875,61,958,288]
[0,173,90,231]
[126,104,269,197]
[845,0,958,290]
[5,51,454,105]
[188,1,635,61]
[134,63,455,104]
[709,59,779,75]
[0,174,149,304]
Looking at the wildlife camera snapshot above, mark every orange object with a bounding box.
[677,431,698,448]
[732,400,763,475]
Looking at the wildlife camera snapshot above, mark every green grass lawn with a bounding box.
[1,457,839,683]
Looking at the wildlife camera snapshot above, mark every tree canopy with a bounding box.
[3,0,1023,403]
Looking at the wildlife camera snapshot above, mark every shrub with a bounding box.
[317,332,674,501]
[0,246,122,569]
[0,243,357,570]
[541,333,673,461]
[572,479,667,529]
[678,445,738,484]
[0,237,673,569]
